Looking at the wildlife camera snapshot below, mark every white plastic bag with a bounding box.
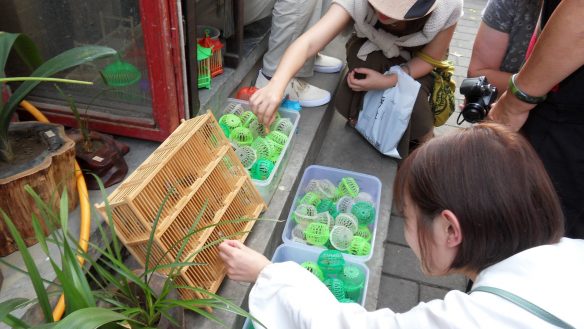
[356,66,421,158]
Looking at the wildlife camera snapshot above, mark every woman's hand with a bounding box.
[218,240,272,283]
[347,68,395,92]
[249,83,284,127]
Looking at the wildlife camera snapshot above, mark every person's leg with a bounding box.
[403,74,434,153]
[262,0,324,77]
[244,0,276,26]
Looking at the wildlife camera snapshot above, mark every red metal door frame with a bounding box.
[35,0,186,142]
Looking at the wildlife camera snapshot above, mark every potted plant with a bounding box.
[0,181,262,328]
[0,31,117,256]
[56,86,130,190]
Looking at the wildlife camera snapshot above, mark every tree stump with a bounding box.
[0,122,78,256]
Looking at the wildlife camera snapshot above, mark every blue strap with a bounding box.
[470,286,575,329]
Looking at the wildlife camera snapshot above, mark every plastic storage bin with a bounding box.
[242,243,370,329]
[221,98,300,202]
[282,165,382,262]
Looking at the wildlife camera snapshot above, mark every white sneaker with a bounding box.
[255,70,331,108]
[314,53,344,73]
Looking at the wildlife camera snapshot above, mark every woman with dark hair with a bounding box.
[219,123,584,328]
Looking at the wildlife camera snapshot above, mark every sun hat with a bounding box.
[368,0,437,20]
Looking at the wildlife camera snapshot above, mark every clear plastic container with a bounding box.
[282,165,382,262]
[221,98,300,202]
[242,243,370,328]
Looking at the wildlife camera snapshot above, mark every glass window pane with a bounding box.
[1,0,153,120]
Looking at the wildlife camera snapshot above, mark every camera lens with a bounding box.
[462,103,488,123]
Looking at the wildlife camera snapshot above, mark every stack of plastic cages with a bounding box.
[95,112,266,299]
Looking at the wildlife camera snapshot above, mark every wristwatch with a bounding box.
[508,74,547,104]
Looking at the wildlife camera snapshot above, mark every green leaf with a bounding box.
[2,314,31,329]
[57,243,95,313]
[0,210,54,322]
[0,44,116,153]
[0,298,28,324]
[0,77,91,84]
[58,189,69,236]
[52,307,127,329]
[0,32,41,79]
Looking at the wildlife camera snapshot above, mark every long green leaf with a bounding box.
[53,307,127,329]
[0,210,53,322]
[24,185,60,236]
[92,173,123,262]
[30,214,50,256]
[58,243,95,313]
[1,45,116,141]
[0,32,41,80]
[0,32,43,74]
[3,314,31,329]
[58,189,69,237]
[0,298,28,324]
[0,77,92,84]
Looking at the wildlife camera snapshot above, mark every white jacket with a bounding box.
[249,238,584,328]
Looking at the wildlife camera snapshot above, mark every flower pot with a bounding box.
[0,122,78,256]
[66,129,129,190]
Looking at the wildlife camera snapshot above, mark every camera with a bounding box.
[459,76,498,123]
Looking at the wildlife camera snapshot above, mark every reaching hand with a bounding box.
[488,91,535,132]
[218,240,272,283]
[250,83,283,127]
[347,68,395,92]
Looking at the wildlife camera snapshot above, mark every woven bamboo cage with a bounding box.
[95,112,266,299]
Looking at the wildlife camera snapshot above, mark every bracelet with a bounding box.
[399,63,411,76]
[508,74,547,104]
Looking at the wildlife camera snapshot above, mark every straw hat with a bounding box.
[368,0,438,20]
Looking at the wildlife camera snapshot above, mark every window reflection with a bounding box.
[1,0,153,119]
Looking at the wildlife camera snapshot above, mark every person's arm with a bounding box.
[250,4,352,126]
[346,24,457,92]
[488,0,584,131]
[468,22,511,93]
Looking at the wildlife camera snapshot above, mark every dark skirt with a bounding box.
[334,35,434,157]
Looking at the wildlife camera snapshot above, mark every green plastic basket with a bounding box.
[304,222,329,246]
[266,130,288,146]
[316,198,334,214]
[299,192,321,207]
[354,225,372,242]
[251,137,276,160]
[219,114,242,133]
[338,177,360,197]
[348,236,371,256]
[251,159,274,180]
[301,261,324,281]
[101,58,141,87]
[341,265,365,301]
[230,127,254,146]
[324,278,346,301]
[317,250,345,278]
[351,201,375,226]
[239,111,258,128]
